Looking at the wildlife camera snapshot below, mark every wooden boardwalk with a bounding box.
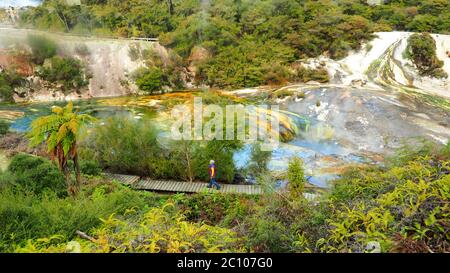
[105,173,262,195]
[103,173,140,186]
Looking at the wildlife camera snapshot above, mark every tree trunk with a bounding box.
[62,164,74,196]
[185,150,193,182]
[166,0,174,15]
[73,152,81,194]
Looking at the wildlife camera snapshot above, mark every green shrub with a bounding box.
[287,156,305,198]
[405,33,448,78]
[27,35,57,65]
[262,64,291,85]
[0,120,10,135]
[247,216,290,253]
[176,192,257,225]
[0,70,24,102]
[440,141,450,158]
[15,203,242,253]
[80,160,102,176]
[321,155,450,253]
[133,67,165,93]
[79,116,161,176]
[38,56,88,92]
[0,182,162,252]
[270,89,295,99]
[243,194,313,252]
[295,67,330,83]
[197,38,295,89]
[248,142,272,174]
[7,153,66,197]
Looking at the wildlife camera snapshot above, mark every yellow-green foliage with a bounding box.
[17,203,243,253]
[28,102,96,157]
[287,156,305,198]
[319,156,450,253]
[8,145,450,253]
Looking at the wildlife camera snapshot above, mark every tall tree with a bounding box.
[27,102,96,195]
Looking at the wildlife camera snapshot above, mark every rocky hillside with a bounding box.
[0,27,449,102]
[0,27,175,101]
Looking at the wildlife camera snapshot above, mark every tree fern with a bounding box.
[27,102,96,195]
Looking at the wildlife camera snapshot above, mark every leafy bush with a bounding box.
[287,156,305,198]
[27,35,57,65]
[79,116,161,176]
[294,67,330,83]
[80,160,102,176]
[7,153,66,197]
[0,182,161,252]
[322,154,450,253]
[176,192,257,226]
[0,120,10,135]
[0,70,24,102]
[243,192,314,253]
[405,33,448,78]
[248,142,272,174]
[38,56,88,92]
[16,203,243,253]
[74,44,90,56]
[197,38,295,89]
[133,67,166,93]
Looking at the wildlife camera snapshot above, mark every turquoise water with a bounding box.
[0,99,156,132]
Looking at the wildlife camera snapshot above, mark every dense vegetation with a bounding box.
[132,67,166,93]
[1,140,448,253]
[37,56,89,92]
[405,33,448,78]
[16,0,450,89]
[0,70,24,102]
[79,116,242,183]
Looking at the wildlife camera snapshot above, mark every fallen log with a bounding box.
[76,230,96,242]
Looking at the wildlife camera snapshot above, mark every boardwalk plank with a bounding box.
[168,182,177,192]
[159,181,168,191]
[191,183,198,192]
[171,182,178,191]
[157,180,166,190]
[196,183,204,193]
[154,180,162,190]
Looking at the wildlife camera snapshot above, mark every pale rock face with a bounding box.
[302,31,450,99]
[187,46,211,77]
